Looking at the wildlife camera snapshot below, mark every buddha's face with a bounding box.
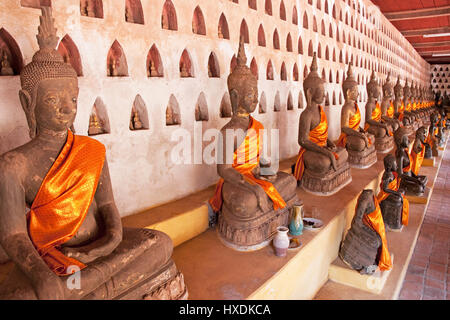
[311,82,325,105]
[35,78,78,133]
[347,85,358,101]
[241,81,258,113]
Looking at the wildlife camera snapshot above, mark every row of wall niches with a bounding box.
[0,29,412,83]
[84,88,369,136]
[9,0,426,75]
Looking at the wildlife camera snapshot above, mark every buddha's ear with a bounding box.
[305,88,313,106]
[229,89,239,114]
[19,90,36,139]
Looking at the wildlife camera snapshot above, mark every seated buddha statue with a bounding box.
[209,36,300,251]
[410,82,424,127]
[411,126,429,171]
[364,70,394,153]
[393,77,413,130]
[394,128,427,196]
[339,189,392,275]
[0,7,187,300]
[335,62,376,169]
[292,53,351,195]
[425,113,440,158]
[380,72,401,133]
[403,80,420,131]
[0,50,14,76]
[377,155,409,231]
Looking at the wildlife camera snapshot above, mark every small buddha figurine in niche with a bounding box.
[293,52,351,195]
[148,59,158,77]
[336,61,377,169]
[218,23,224,38]
[0,50,14,76]
[364,70,394,153]
[377,155,409,231]
[130,109,143,130]
[0,7,187,300]
[108,57,118,77]
[209,36,300,250]
[88,111,104,136]
[180,62,189,78]
[380,72,401,133]
[125,5,134,23]
[339,189,392,274]
[394,127,427,196]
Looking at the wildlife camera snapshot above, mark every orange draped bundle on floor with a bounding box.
[411,143,425,176]
[293,106,337,181]
[377,172,409,226]
[209,116,286,213]
[362,195,392,271]
[27,130,106,275]
[364,101,382,131]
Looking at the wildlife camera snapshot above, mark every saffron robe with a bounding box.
[411,143,425,176]
[398,101,405,122]
[387,101,394,118]
[336,103,371,147]
[293,106,337,181]
[364,101,382,131]
[362,195,392,271]
[377,172,409,226]
[209,116,286,213]
[27,130,106,275]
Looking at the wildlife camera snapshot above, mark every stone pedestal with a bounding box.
[405,187,431,204]
[301,162,352,196]
[374,135,394,154]
[347,145,377,169]
[217,195,301,251]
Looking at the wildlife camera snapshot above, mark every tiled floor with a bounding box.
[398,143,450,300]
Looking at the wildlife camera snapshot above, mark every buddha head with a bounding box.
[382,72,393,101]
[19,7,78,139]
[416,126,427,144]
[383,154,397,173]
[227,35,258,116]
[366,69,380,100]
[403,79,411,102]
[394,76,403,101]
[303,52,325,106]
[394,127,410,149]
[342,61,358,102]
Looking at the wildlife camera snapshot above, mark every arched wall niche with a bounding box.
[208,52,220,78]
[20,0,51,8]
[107,40,128,77]
[220,92,232,118]
[88,97,110,136]
[146,44,164,77]
[57,35,83,77]
[218,14,229,39]
[192,6,206,35]
[166,94,181,125]
[130,94,149,130]
[240,20,250,44]
[80,0,103,18]
[195,92,209,121]
[0,28,24,76]
[179,49,194,78]
[259,92,267,113]
[162,0,178,31]
[258,25,266,47]
[125,0,144,24]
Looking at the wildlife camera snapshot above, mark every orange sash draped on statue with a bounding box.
[364,101,382,131]
[336,103,362,148]
[387,101,394,118]
[398,101,405,122]
[411,143,425,176]
[293,106,337,181]
[209,116,286,213]
[362,196,392,271]
[27,130,106,275]
[412,102,417,111]
[377,172,409,226]
[406,102,412,112]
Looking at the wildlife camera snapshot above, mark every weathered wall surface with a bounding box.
[431,64,450,96]
[0,0,431,217]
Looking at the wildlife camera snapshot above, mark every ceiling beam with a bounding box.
[402,26,450,37]
[384,5,450,21]
[411,41,450,48]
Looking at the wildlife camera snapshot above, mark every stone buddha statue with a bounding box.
[403,79,419,130]
[394,127,427,196]
[393,77,413,129]
[380,72,401,133]
[292,53,351,195]
[0,50,14,76]
[0,7,187,300]
[336,62,376,169]
[209,36,300,251]
[377,155,409,231]
[339,189,392,274]
[364,70,394,153]
[425,112,440,158]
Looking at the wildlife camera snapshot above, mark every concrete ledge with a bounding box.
[328,255,394,295]
[405,187,431,205]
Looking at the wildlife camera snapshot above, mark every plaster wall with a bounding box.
[0,0,431,217]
